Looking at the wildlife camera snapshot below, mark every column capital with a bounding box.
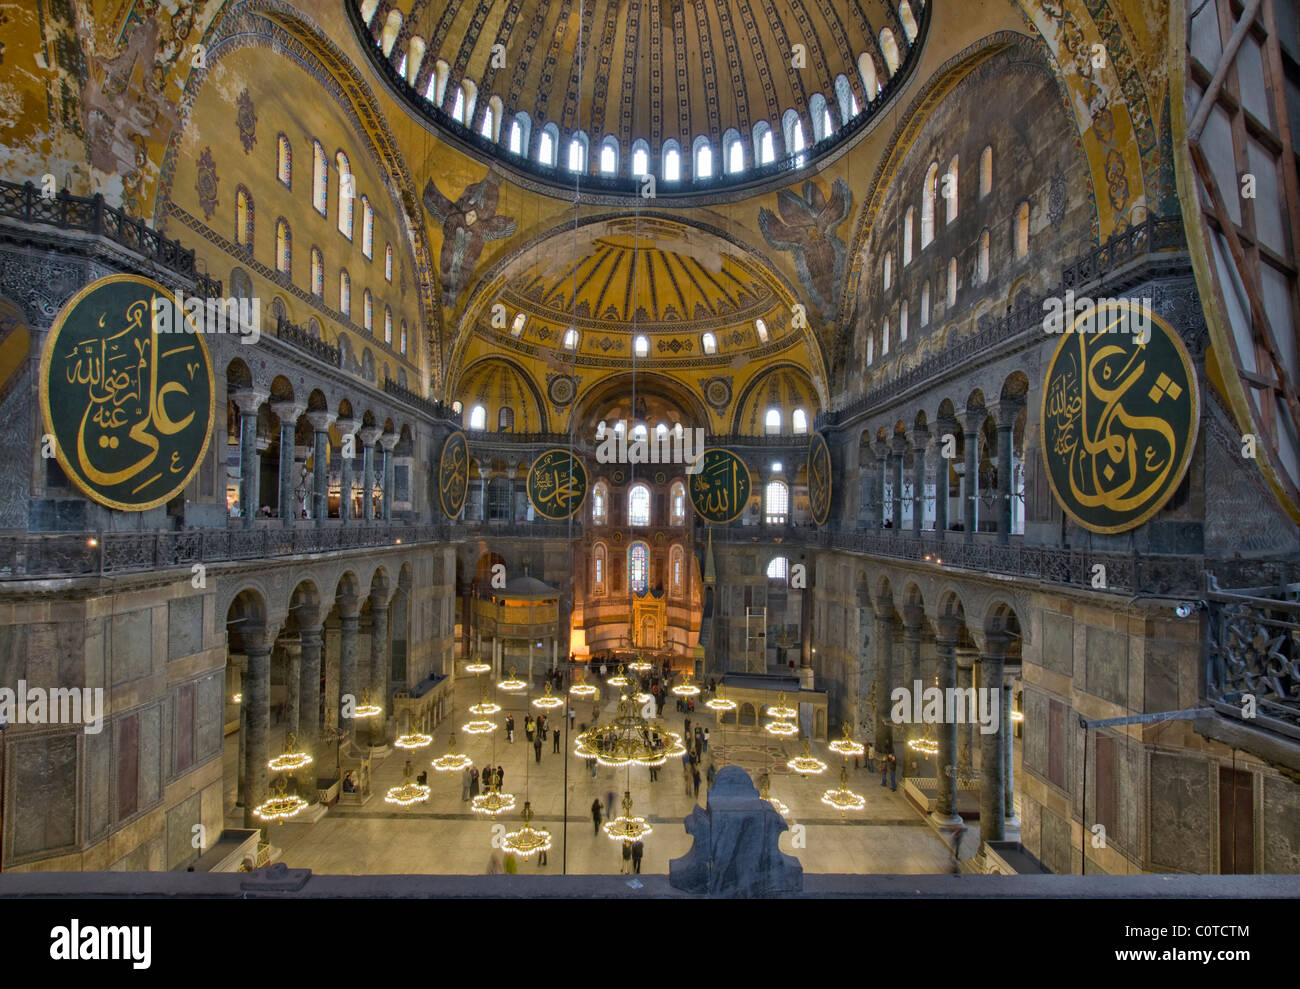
[358,425,383,446]
[370,589,391,611]
[873,438,891,461]
[911,425,931,452]
[306,410,336,433]
[981,630,1011,659]
[989,399,1025,430]
[955,645,979,669]
[873,595,894,618]
[935,614,961,643]
[901,602,924,632]
[891,433,910,456]
[956,407,987,436]
[335,417,358,436]
[271,399,306,422]
[231,388,268,416]
[378,430,400,452]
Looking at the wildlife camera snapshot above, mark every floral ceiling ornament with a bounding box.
[757,178,852,323]
[236,88,257,154]
[422,170,517,308]
[195,146,218,221]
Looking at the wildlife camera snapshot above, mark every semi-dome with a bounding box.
[354,0,928,193]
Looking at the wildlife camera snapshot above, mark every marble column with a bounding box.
[380,430,398,523]
[283,638,301,738]
[478,467,491,521]
[307,411,335,526]
[956,647,977,772]
[243,630,272,830]
[271,400,305,527]
[338,600,360,741]
[231,653,247,806]
[911,426,929,537]
[232,390,266,528]
[873,439,890,528]
[873,597,894,754]
[979,636,1008,842]
[900,604,924,777]
[369,591,390,746]
[336,418,357,524]
[934,417,956,537]
[1004,668,1019,824]
[297,616,324,800]
[932,619,961,825]
[959,409,984,542]
[359,426,382,523]
[891,434,907,533]
[992,401,1022,544]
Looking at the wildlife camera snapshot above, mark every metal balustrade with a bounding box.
[1206,579,1300,741]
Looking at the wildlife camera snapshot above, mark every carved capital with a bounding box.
[231,389,268,416]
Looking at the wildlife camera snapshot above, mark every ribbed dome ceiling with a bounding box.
[363,0,926,182]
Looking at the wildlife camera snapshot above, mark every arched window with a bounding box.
[792,409,808,434]
[459,80,478,123]
[629,484,651,526]
[234,186,254,249]
[880,28,901,74]
[945,156,959,224]
[469,405,486,430]
[883,252,892,290]
[755,318,769,343]
[948,257,958,304]
[980,146,993,198]
[920,281,930,327]
[562,327,580,351]
[662,140,681,181]
[384,306,393,345]
[882,317,890,355]
[701,332,717,355]
[766,556,789,580]
[451,86,466,123]
[809,94,830,142]
[510,313,526,337]
[277,134,292,187]
[310,247,323,297]
[723,129,743,173]
[670,544,684,595]
[231,267,253,301]
[406,36,426,85]
[509,113,531,155]
[568,132,588,172]
[628,542,649,593]
[765,480,789,524]
[670,481,686,524]
[335,151,353,239]
[899,1,919,42]
[275,218,291,275]
[634,335,649,358]
[380,9,402,55]
[396,52,407,79]
[599,136,618,174]
[765,408,782,435]
[363,289,373,332]
[858,52,880,99]
[978,229,991,282]
[631,423,648,442]
[592,482,608,523]
[479,103,495,139]
[1016,201,1030,258]
[426,59,449,104]
[631,139,650,177]
[498,407,514,432]
[921,162,938,247]
[312,142,327,215]
[834,74,857,122]
[782,109,805,165]
[385,244,393,282]
[693,137,713,179]
[754,121,775,164]
[865,332,874,366]
[339,269,351,318]
[361,196,374,258]
[900,298,909,342]
[400,321,407,355]
[538,125,557,166]
[903,206,914,265]
[593,543,607,595]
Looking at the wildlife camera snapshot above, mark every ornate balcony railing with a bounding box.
[0,178,222,297]
[276,316,341,367]
[1206,578,1300,741]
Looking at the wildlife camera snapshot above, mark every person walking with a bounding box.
[525,717,534,743]
[496,765,504,789]
[631,839,644,875]
[605,790,616,819]
[470,767,480,798]
[534,735,543,764]
[504,852,517,874]
[692,766,702,799]
[506,715,515,743]
[702,728,710,753]
[552,726,561,753]
[591,798,603,835]
[706,762,717,789]
[620,840,632,874]
[887,751,898,791]
[880,751,889,787]
[568,707,576,730]
[683,761,693,796]
[461,766,472,802]
[865,741,875,772]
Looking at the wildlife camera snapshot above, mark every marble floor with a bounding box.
[224,674,957,876]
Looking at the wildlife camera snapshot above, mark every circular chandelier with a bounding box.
[603,790,653,842]
[394,729,433,750]
[385,767,430,807]
[469,687,502,716]
[462,718,497,734]
[497,667,527,692]
[607,664,630,688]
[531,682,565,710]
[945,762,981,786]
[501,801,552,858]
[267,733,312,773]
[1011,710,1024,723]
[908,722,940,756]
[821,765,867,814]
[254,776,308,824]
[706,684,737,713]
[828,723,865,758]
[765,720,798,737]
[766,691,797,720]
[353,691,383,720]
[471,783,517,816]
[787,739,828,776]
[431,733,473,772]
[569,671,598,699]
[574,698,686,767]
[464,652,491,674]
[627,655,653,673]
[671,675,700,697]
[758,774,790,817]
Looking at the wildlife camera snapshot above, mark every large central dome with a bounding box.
[357,0,927,190]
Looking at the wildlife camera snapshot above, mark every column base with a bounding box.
[930,810,963,827]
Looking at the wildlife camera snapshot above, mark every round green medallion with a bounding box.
[688,449,752,524]
[527,448,588,520]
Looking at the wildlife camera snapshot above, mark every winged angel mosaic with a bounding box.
[757,178,853,322]
[422,171,517,308]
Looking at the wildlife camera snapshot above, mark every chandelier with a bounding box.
[602,790,653,842]
[627,654,653,673]
[569,671,598,699]
[497,667,527,691]
[430,733,473,772]
[758,774,789,817]
[532,682,565,709]
[607,664,630,687]
[671,674,700,697]
[471,782,517,816]
[501,801,552,858]
[706,683,737,712]
[944,760,981,786]
[821,765,867,814]
[385,766,430,806]
[766,691,797,719]
[764,719,798,737]
[1011,709,1024,723]
[908,721,940,756]
[574,698,686,767]
[394,729,433,750]
[786,739,828,776]
[353,691,382,720]
[254,775,308,824]
[464,651,491,674]
[267,733,312,773]
[829,723,865,758]
[462,716,497,734]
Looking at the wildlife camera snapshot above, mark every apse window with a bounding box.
[469,405,486,431]
[592,483,607,523]
[498,407,514,432]
[634,335,649,358]
[695,141,713,179]
[599,139,617,174]
[361,196,374,259]
[310,247,324,298]
[900,299,909,342]
[629,484,651,526]
[670,481,686,524]
[568,135,587,172]
[363,289,373,331]
[757,126,775,165]
[510,313,526,337]
[234,186,254,249]
[765,408,782,435]
[883,253,892,291]
[632,141,650,177]
[509,120,523,154]
[538,131,555,166]
[384,307,393,345]
[480,105,495,140]
[400,322,407,355]
[593,545,606,593]
[277,134,292,188]
[335,152,353,239]
[947,257,958,304]
[631,424,648,442]
[563,327,580,351]
[921,281,930,326]
[903,206,914,265]
[766,556,789,581]
[945,156,959,224]
[792,409,808,434]
[629,542,649,593]
[384,244,393,282]
[1016,201,1030,258]
[979,146,993,198]
[339,269,351,318]
[275,218,292,276]
[727,137,744,174]
[701,332,717,355]
[755,318,769,343]
[312,141,327,215]
[764,480,789,525]
[451,87,465,123]
[978,229,991,283]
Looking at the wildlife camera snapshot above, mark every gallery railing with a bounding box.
[276,315,341,367]
[0,178,222,297]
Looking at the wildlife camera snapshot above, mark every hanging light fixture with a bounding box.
[569,670,598,699]
[787,738,828,776]
[908,721,940,756]
[254,775,308,824]
[671,674,700,697]
[758,774,790,817]
[531,682,565,710]
[394,728,433,750]
[574,698,686,767]
[607,663,630,687]
[627,652,653,674]
[501,800,552,858]
[267,732,313,773]
[706,683,737,712]
[469,687,502,716]
[385,765,431,806]
[602,790,653,842]
[497,667,527,691]
[464,651,491,674]
[765,719,799,737]
[820,765,867,814]
[828,723,865,758]
[471,782,517,816]
[353,691,383,720]
[766,691,797,719]
[462,716,497,734]
[430,733,473,772]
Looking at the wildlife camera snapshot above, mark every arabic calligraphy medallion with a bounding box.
[808,432,833,526]
[689,449,752,524]
[438,430,469,518]
[527,448,588,520]
[1040,302,1199,534]
[40,274,215,512]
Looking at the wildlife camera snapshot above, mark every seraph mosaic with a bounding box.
[422,170,517,308]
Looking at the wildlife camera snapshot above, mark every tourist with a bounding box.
[470,767,480,798]
[692,766,701,798]
[683,761,693,796]
[506,715,515,742]
[504,852,517,875]
[702,728,710,752]
[631,839,644,875]
[487,851,504,875]
[538,842,548,867]
[684,716,692,740]
[496,766,504,789]
[865,742,875,772]
[568,706,576,729]
[534,735,543,763]
[525,717,535,742]
[600,661,607,678]
[887,751,898,791]
[706,762,717,789]
[482,764,492,791]
[591,798,603,835]
[552,726,561,753]
[588,754,597,778]
[461,767,471,801]
[606,790,616,819]
[620,840,632,874]
[416,770,428,786]
[880,754,889,788]
[343,771,357,794]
